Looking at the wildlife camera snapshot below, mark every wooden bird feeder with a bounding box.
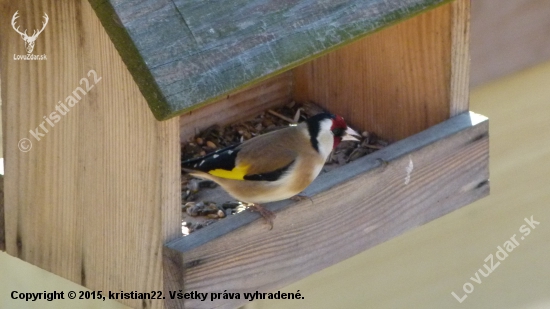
[0,0,488,308]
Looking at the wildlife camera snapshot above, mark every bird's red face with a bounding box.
[331,115,360,148]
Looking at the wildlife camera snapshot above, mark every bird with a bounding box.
[181,112,360,228]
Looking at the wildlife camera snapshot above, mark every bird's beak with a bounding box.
[342,127,361,142]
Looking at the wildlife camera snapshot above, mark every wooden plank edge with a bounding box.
[168,111,487,252]
[449,0,471,116]
[1,47,5,251]
[166,111,488,308]
[0,174,4,251]
[87,0,170,120]
[164,245,186,309]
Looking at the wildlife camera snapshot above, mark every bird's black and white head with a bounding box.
[306,113,360,159]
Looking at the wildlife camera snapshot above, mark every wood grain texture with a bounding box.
[0,2,180,308]
[89,0,451,120]
[167,112,489,309]
[470,0,550,86]
[449,0,470,116]
[164,247,186,309]
[179,71,293,143]
[293,2,456,141]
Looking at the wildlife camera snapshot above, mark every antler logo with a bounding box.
[12,11,49,54]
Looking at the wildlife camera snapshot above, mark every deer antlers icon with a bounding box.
[12,11,49,54]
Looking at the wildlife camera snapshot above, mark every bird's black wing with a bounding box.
[243,160,295,181]
[181,142,295,182]
[181,144,240,173]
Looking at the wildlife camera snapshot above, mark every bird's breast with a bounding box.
[281,155,325,195]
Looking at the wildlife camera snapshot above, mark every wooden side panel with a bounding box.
[0,2,180,308]
[293,1,469,141]
[179,71,293,143]
[167,112,489,309]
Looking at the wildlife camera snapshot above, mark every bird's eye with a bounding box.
[332,128,344,136]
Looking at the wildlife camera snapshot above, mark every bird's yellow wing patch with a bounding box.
[208,164,250,180]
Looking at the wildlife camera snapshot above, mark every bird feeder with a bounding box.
[0,0,488,308]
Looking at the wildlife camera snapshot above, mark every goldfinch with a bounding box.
[182,113,360,227]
